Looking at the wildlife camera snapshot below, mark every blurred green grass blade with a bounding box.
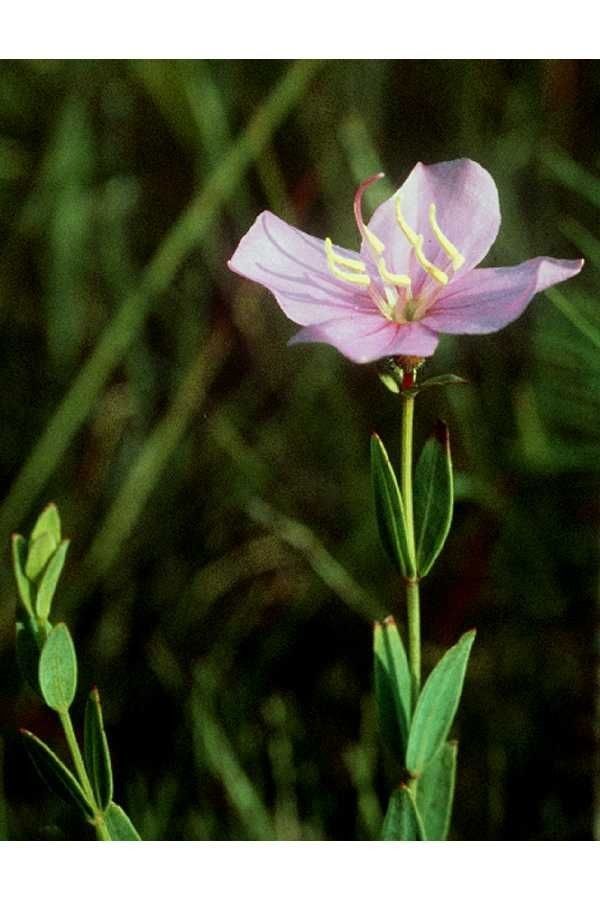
[542,145,600,209]
[545,287,600,351]
[192,672,274,840]
[247,496,382,620]
[0,60,323,543]
[338,116,390,208]
[43,93,94,367]
[85,330,228,581]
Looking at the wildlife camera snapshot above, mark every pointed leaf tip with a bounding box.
[406,630,475,773]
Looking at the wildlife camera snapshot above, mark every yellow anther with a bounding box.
[395,195,449,286]
[429,203,465,271]
[324,237,370,286]
[324,237,367,272]
[414,236,448,285]
[395,195,420,246]
[377,258,412,291]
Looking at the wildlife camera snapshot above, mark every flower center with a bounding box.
[323,174,466,323]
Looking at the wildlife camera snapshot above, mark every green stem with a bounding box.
[59,709,110,841]
[400,390,421,706]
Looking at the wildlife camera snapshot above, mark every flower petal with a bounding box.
[289,313,439,363]
[425,256,584,334]
[228,211,372,325]
[365,159,500,295]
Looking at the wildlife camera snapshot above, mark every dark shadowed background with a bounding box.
[0,59,598,840]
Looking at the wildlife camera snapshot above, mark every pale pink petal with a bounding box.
[289,312,439,363]
[365,159,500,295]
[228,211,372,325]
[425,256,584,334]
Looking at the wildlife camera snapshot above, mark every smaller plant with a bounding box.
[12,503,140,840]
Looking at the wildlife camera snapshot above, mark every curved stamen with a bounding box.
[377,258,412,293]
[395,195,448,285]
[353,173,386,256]
[429,203,465,271]
[324,237,370,286]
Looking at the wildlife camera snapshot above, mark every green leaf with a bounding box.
[12,534,35,616]
[374,616,412,758]
[31,503,61,548]
[104,802,141,840]
[39,623,78,712]
[370,433,413,576]
[36,539,70,620]
[414,421,453,577]
[84,689,113,811]
[418,741,457,840]
[21,729,94,820]
[404,374,469,397]
[25,532,55,582]
[16,609,44,696]
[381,786,425,840]
[406,630,475,774]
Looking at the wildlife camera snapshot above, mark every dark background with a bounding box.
[0,59,598,839]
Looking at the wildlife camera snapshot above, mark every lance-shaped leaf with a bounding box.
[31,503,61,548]
[406,630,475,774]
[104,802,141,840]
[36,539,70,621]
[414,421,453,577]
[374,616,412,758]
[25,532,55,582]
[417,741,457,840]
[381,786,425,840]
[370,433,414,576]
[11,534,35,617]
[39,623,78,712]
[21,729,94,820]
[84,688,113,811]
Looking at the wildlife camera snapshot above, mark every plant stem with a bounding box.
[400,390,421,707]
[59,709,110,841]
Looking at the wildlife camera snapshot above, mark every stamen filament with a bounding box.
[429,203,465,271]
[324,237,371,286]
[395,195,448,285]
[377,258,412,293]
[414,236,448,285]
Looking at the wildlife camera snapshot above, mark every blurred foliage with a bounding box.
[0,59,598,840]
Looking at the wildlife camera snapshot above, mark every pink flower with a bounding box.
[228,159,584,364]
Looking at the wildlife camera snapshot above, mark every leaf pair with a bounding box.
[375,621,475,840]
[21,689,139,839]
[371,424,453,579]
[375,620,474,768]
